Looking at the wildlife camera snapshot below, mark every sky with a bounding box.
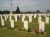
[0,0,50,12]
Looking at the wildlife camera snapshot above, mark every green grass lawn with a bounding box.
[0,15,50,37]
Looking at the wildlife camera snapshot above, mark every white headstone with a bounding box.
[38,16,41,23]
[10,20,14,28]
[3,14,8,20]
[41,14,45,16]
[22,15,25,22]
[10,16,11,21]
[0,15,2,20]
[3,15,7,21]
[10,14,14,21]
[7,15,9,19]
[26,14,29,17]
[47,14,50,16]
[24,21,28,30]
[19,14,21,17]
[29,15,32,22]
[38,14,41,17]
[45,17,49,24]
[34,14,37,18]
[14,15,18,21]
[44,14,46,17]
[1,19,4,26]
[39,21,45,32]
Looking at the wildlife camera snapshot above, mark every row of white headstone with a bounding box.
[0,14,49,23]
[0,14,50,32]
[38,15,45,32]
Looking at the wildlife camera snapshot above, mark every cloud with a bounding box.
[0,0,50,12]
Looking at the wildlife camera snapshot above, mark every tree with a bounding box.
[46,10,50,13]
[0,10,2,14]
[47,10,50,12]
[3,10,10,14]
[16,6,20,13]
[36,10,40,13]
